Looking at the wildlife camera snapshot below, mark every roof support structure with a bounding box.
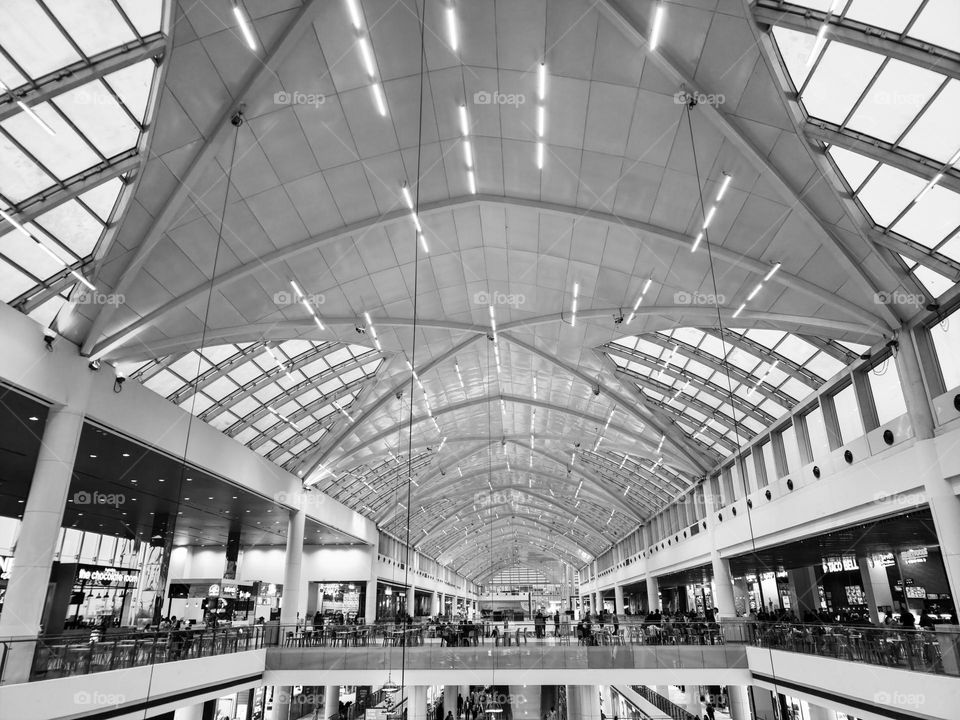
[598,0,898,332]
[752,1,960,82]
[0,33,167,122]
[805,121,960,195]
[81,0,324,357]
[90,193,890,359]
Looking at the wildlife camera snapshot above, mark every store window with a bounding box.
[929,314,960,391]
[832,383,865,445]
[777,423,802,476]
[867,362,908,425]
[802,404,831,462]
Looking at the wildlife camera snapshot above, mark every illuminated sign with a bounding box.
[821,555,858,573]
[0,556,12,580]
[77,566,138,585]
[903,548,928,565]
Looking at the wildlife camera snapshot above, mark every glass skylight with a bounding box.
[0,0,163,325]
[126,340,383,471]
[768,1,960,301]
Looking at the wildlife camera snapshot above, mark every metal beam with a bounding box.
[752,1,960,81]
[434,515,604,559]
[505,332,715,475]
[81,0,324,356]
[805,121,960,195]
[325,392,698,477]
[867,229,960,282]
[0,151,139,235]
[598,0,898,332]
[0,34,167,123]
[301,334,483,477]
[702,328,824,388]
[603,345,775,426]
[90,193,889,359]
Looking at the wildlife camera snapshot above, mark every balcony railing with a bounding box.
[4,618,957,684]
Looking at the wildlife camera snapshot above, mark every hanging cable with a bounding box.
[399,0,427,702]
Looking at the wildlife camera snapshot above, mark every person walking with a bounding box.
[553,610,560,638]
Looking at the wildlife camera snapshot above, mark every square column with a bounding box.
[614,585,625,615]
[646,575,659,612]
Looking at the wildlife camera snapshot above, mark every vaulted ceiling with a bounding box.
[3,0,957,580]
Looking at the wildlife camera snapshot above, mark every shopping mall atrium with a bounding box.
[1,0,959,718]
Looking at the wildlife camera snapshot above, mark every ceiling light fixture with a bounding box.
[0,80,56,135]
[345,0,362,29]
[468,169,477,194]
[649,3,665,51]
[358,36,376,76]
[715,172,732,202]
[371,83,387,116]
[232,2,258,51]
[446,4,458,52]
[690,231,704,253]
[290,279,325,330]
[455,360,465,388]
[763,262,781,281]
[0,208,95,289]
[463,139,473,168]
[732,303,745,319]
[702,205,717,230]
[571,282,579,327]
[626,277,653,323]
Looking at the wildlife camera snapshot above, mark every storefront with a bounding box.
[55,563,139,631]
[375,581,408,621]
[0,554,11,614]
[314,581,365,622]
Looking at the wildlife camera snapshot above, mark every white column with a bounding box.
[444,686,458,719]
[407,584,416,618]
[614,585,625,615]
[600,685,613,719]
[726,686,752,720]
[0,379,90,683]
[646,575,659,612]
[578,686,601,720]
[173,703,205,720]
[858,558,893,624]
[711,552,736,619]
[683,686,702,717]
[323,686,340,720]
[896,330,960,603]
[280,508,305,627]
[806,702,836,720]
[431,590,440,616]
[408,686,427,720]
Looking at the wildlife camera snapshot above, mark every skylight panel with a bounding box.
[280,338,314,357]
[857,164,926,226]
[898,80,960,165]
[0,0,80,77]
[205,375,239,401]
[776,335,818,365]
[231,397,260,418]
[3,104,100,179]
[79,178,124,221]
[1,231,64,281]
[891,185,960,249]
[771,27,817,89]
[913,264,955,298]
[0,258,36,301]
[827,146,877,190]
[58,82,139,157]
[106,61,156,122]
[846,60,943,143]
[0,135,53,201]
[256,441,277,456]
[169,352,210,378]
[325,346,353,366]
[801,43,885,123]
[45,0,136,57]
[744,328,787,349]
[845,0,922,33]
[201,345,239,365]
[805,351,845,380]
[143,369,183,397]
[778,377,810,401]
[27,293,68,327]
[909,0,960,54]
[937,231,960,262]
[179,392,214,415]
[228,361,263,386]
[35,201,103,257]
[254,384,282,403]
[234,427,259,445]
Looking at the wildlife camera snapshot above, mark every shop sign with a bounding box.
[208,584,220,597]
[821,555,857,573]
[903,548,928,565]
[77,566,138,585]
[871,552,896,567]
[905,586,926,599]
[220,582,238,597]
[0,556,12,580]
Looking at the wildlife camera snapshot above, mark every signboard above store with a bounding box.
[76,565,138,585]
